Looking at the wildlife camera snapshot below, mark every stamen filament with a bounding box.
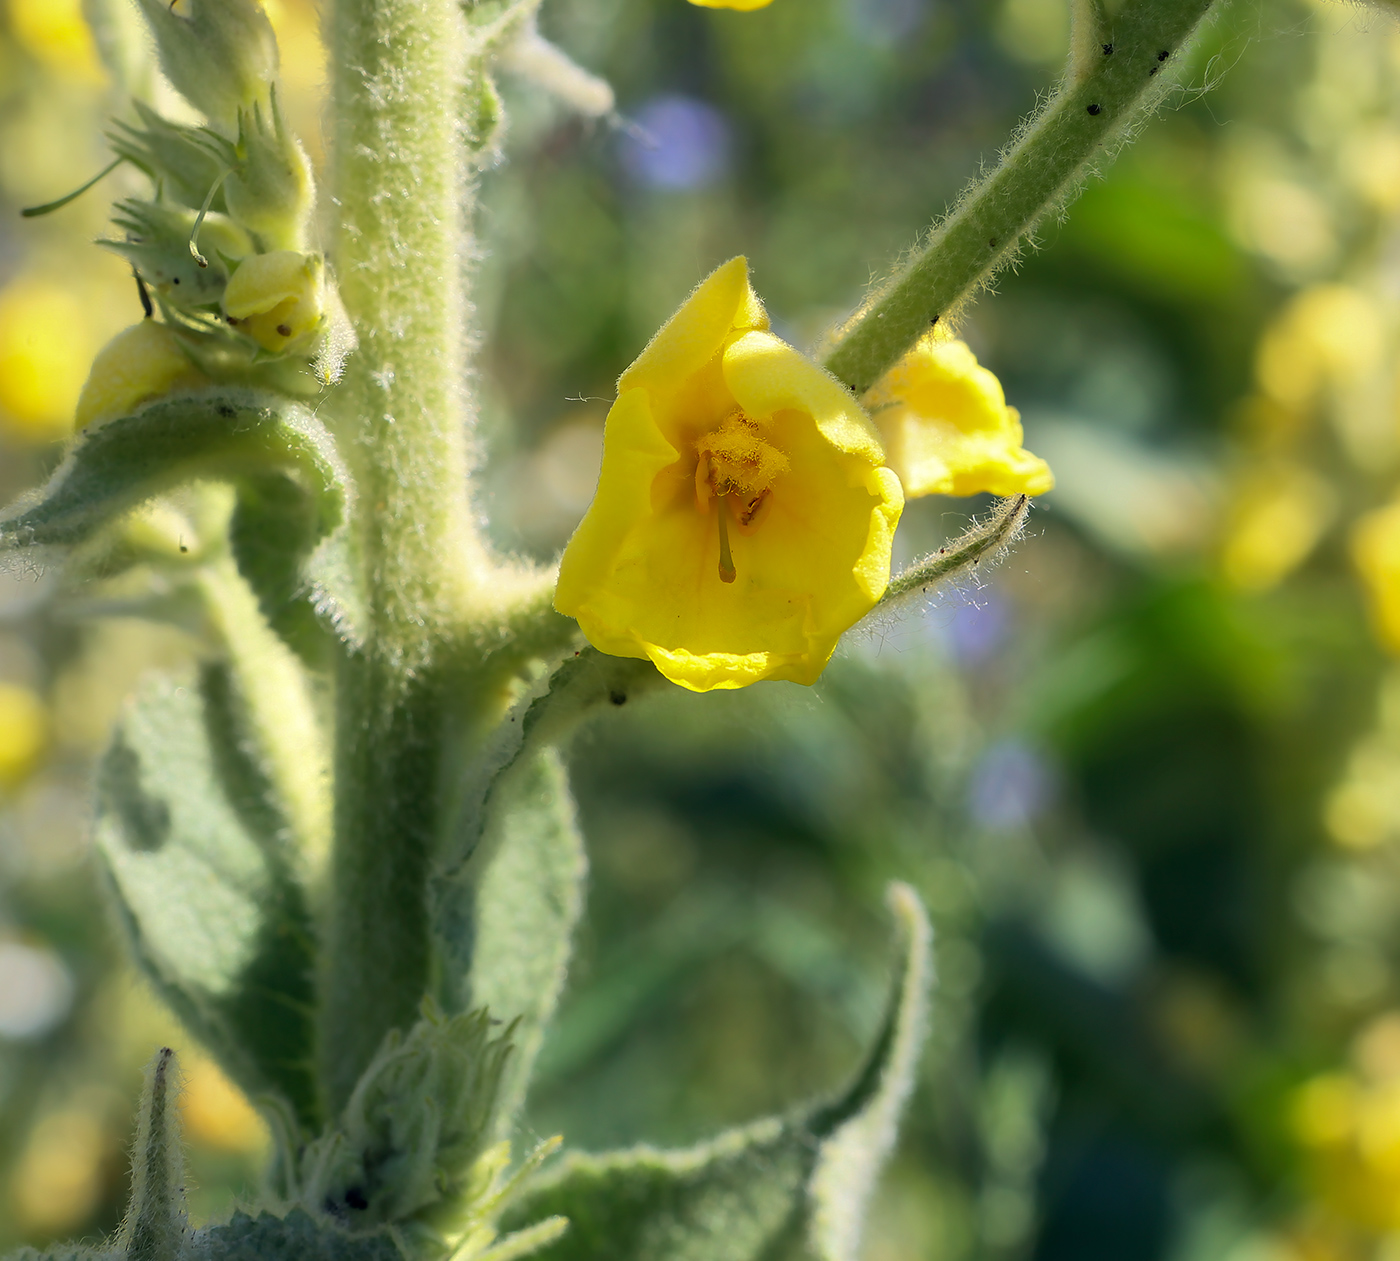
[717,495,736,584]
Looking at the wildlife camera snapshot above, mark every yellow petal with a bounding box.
[557,259,903,692]
[618,257,767,404]
[866,339,1054,498]
[223,250,325,353]
[74,322,209,430]
[688,0,775,7]
[1354,499,1400,655]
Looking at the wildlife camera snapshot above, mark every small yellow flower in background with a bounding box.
[223,249,325,353]
[181,1055,268,1154]
[0,276,101,445]
[863,338,1054,499]
[75,321,211,431]
[0,682,47,789]
[7,0,106,83]
[1220,461,1335,592]
[555,257,903,693]
[688,0,774,8]
[1255,284,1384,415]
[1353,498,1400,654]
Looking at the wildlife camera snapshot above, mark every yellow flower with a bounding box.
[1220,461,1335,592]
[0,276,98,445]
[0,682,47,788]
[688,0,774,8]
[222,249,325,354]
[864,339,1054,498]
[1354,498,1400,655]
[555,257,903,692]
[75,321,210,430]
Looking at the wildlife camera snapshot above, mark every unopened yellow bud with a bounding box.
[133,0,278,130]
[222,250,325,354]
[75,322,209,430]
[223,93,314,250]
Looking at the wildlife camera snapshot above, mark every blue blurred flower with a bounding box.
[622,95,731,190]
[969,739,1054,830]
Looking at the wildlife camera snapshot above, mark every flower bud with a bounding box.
[222,250,325,354]
[133,0,278,130]
[108,100,230,212]
[75,321,210,429]
[223,93,314,251]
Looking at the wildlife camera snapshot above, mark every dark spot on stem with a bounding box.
[930,314,940,328]
[988,236,998,248]
[1149,66,1158,75]
[1157,49,1169,60]
[1087,103,1102,116]
[171,276,180,285]
[609,691,627,706]
[345,1188,369,1211]
[217,404,236,419]
[1102,42,1113,55]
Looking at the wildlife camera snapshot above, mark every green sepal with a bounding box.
[96,673,320,1128]
[0,389,362,648]
[107,103,231,213]
[105,200,249,308]
[435,749,588,1135]
[502,885,933,1261]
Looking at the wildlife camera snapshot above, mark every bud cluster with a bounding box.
[80,0,346,426]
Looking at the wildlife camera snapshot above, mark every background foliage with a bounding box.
[0,0,1397,1257]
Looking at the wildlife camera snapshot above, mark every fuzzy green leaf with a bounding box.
[95,672,319,1128]
[436,749,588,1133]
[503,884,933,1261]
[0,389,362,646]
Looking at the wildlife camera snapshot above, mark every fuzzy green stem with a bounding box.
[822,0,1220,395]
[321,0,482,1112]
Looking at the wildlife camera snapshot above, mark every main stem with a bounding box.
[321,0,482,1112]
[822,0,1221,395]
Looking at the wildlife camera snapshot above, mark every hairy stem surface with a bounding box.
[823,0,1221,395]
[322,0,480,1111]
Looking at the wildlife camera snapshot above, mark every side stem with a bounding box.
[822,0,1221,395]
[321,0,481,1112]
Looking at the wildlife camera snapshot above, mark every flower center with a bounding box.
[694,413,789,584]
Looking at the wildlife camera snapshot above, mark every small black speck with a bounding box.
[988,236,998,248]
[1087,103,1102,116]
[1149,66,1158,75]
[179,544,188,554]
[1157,49,1169,60]
[276,323,292,337]
[609,691,627,706]
[171,276,180,285]
[938,547,947,555]
[1102,42,1113,55]
[930,314,940,327]
[226,316,239,326]
[345,1188,369,1211]
[217,404,235,419]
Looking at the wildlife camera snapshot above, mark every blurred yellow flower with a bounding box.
[555,257,903,692]
[688,0,775,8]
[223,250,325,353]
[1220,462,1335,591]
[12,1104,109,1234]
[181,1055,268,1154]
[1353,498,1400,654]
[8,0,106,82]
[0,682,47,789]
[1256,285,1384,414]
[0,276,99,445]
[75,321,211,430]
[1292,1071,1400,1232]
[863,339,1054,499]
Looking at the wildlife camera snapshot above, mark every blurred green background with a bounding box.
[4,0,1400,1257]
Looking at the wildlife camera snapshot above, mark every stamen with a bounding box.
[717,495,736,584]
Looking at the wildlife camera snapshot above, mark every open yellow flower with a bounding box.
[555,257,903,692]
[864,338,1054,498]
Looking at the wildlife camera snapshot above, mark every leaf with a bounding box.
[95,672,320,1128]
[436,749,588,1134]
[502,884,934,1261]
[0,389,363,647]
[196,1211,400,1261]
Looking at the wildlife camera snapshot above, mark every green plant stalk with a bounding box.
[322,0,483,1112]
[822,0,1221,395]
